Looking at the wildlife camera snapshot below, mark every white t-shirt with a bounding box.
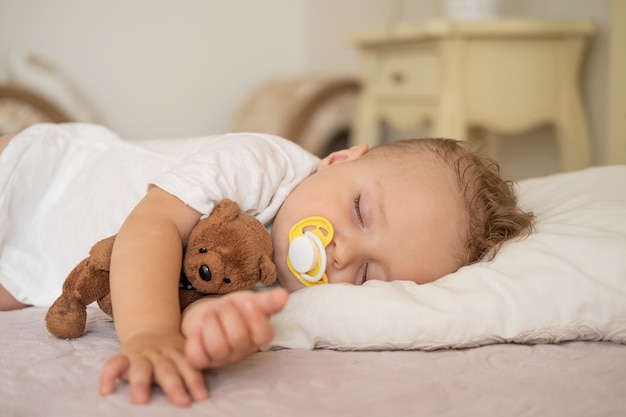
[0,123,319,306]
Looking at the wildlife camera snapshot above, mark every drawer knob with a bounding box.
[391,72,405,84]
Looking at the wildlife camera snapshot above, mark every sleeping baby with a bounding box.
[0,123,533,406]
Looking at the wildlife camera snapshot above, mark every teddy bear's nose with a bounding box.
[199,265,212,281]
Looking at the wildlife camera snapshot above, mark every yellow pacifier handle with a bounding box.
[287,216,334,287]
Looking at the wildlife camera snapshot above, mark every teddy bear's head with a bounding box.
[182,199,276,294]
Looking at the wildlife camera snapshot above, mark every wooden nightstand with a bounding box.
[349,19,594,171]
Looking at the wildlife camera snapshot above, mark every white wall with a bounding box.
[0,0,309,139]
[299,0,441,73]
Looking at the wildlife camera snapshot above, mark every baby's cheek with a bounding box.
[275,267,304,293]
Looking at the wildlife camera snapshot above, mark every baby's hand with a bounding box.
[182,287,288,369]
[99,330,207,407]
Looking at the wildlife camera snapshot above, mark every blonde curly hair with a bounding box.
[365,138,534,265]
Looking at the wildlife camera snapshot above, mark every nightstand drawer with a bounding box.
[371,52,439,99]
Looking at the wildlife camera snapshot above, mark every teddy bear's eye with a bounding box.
[199,247,208,254]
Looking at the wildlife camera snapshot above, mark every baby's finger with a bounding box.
[205,300,249,361]
[217,299,261,354]
[185,327,212,369]
[239,300,276,347]
[250,287,289,315]
[99,355,130,396]
[171,345,209,402]
[152,357,193,407]
[127,357,154,405]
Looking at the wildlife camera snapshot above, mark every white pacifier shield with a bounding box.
[288,236,318,273]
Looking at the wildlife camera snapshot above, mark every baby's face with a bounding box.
[271,146,467,292]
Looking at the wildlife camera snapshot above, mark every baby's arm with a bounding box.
[99,186,205,406]
[181,288,288,369]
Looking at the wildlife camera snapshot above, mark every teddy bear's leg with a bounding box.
[46,261,90,339]
[97,292,112,317]
[45,263,111,339]
[178,290,205,312]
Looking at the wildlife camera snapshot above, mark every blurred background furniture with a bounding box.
[0,51,96,135]
[0,84,70,135]
[607,0,626,165]
[231,75,360,157]
[349,19,594,172]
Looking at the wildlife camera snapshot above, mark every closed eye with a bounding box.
[353,193,364,226]
[354,193,368,285]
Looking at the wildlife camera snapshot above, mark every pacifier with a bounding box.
[287,216,334,287]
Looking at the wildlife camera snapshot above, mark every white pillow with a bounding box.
[267,165,626,350]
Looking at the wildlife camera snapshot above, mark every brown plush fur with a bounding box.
[46,199,276,339]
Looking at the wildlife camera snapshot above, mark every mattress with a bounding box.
[2,306,625,416]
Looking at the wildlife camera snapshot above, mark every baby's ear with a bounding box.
[318,144,369,170]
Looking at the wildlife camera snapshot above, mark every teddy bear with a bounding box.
[46,199,276,339]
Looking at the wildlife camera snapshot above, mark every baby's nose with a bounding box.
[328,237,359,270]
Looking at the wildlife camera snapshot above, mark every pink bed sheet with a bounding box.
[1,306,625,416]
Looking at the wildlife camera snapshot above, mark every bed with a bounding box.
[2,307,625,416]
[2,154,626,415]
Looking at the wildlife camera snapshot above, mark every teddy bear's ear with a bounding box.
[212,199,241,222]
[258,255,277,285]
